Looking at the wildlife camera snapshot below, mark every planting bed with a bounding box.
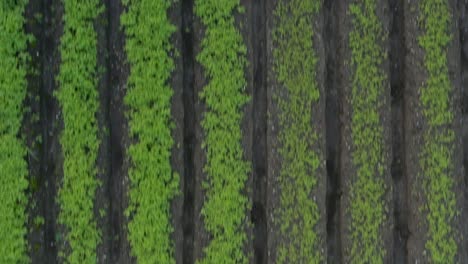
[3,0,468,263]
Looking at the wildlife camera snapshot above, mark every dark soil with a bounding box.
[95,1,112,261]
[169,1,185,263]
[324,1,342,263]
[24,0,63,262]
[389,0,409,262]
[181,0,195,263]
[250,0,268,262]
[103,0,132,263]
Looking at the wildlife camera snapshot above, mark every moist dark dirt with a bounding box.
[389,0,409,262]
[105,0,132,262]
[324,1,342,263]
[24,0,47,262]
[23,0,63,262]
[181,0,195,263]
[250,0,268,263]
[95,1,112,262]
[169,1,185,263]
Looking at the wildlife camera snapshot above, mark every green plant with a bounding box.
[55,0,103,263]
[195,0,251,263]
[121,0,179,263]
[272,0,323,263]
[348,1,388,262]
[418,0,457,261]
[0,1,30,263]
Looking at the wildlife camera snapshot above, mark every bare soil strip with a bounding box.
[324,1,342,263]
[169,1,185,263]
[24,0,47,261]
[104,0,132,262]
[459,0,468,249]
[32,0,63,262]
[251,0,268,262]
[181,0,195,263]
[389,0,409,262]
[95,1,111,261]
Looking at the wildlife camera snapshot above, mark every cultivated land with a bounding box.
[2,0,468,263]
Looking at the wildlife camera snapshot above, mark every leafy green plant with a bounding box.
[272,0,323,263]
[348,1,388,262]
[0,1,30,263]
[121,0,179,263]
[418,0,457,262]
[195,0,251,263]
[55,1,103,263]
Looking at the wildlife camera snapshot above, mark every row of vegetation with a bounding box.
[195,0,251,263]
[0,1,30,263]
[348,1,388,262]
[418,0,458,262]
[56,1,103,263]
[121,0,179,263]
[272,0,323,263]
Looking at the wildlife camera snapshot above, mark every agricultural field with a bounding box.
[1,0,468,263]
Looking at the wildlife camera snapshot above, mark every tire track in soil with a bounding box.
[324,1,342,263]
[251,0,267,263]
[389,0,409,262]
[181,0,195,262]
[106,0,132,262]
[34,0,63,262]
[24,0,45,261]
[459,0,468,251]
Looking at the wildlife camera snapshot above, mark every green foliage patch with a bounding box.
[121,0,179,263]
[56,1,102,263]
[348,0,388,262]
[272,0,322,263]
[195,0,250,263]
[418,0,458,262]
[0,2,30,262]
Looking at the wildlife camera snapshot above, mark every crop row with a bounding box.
[272,0,323,263]
[418,0,458,261]
[55,1,103,263]
[121,0,179,263]
[195,0,251,263]
[0,1,30,263]
[348,1,388,262]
